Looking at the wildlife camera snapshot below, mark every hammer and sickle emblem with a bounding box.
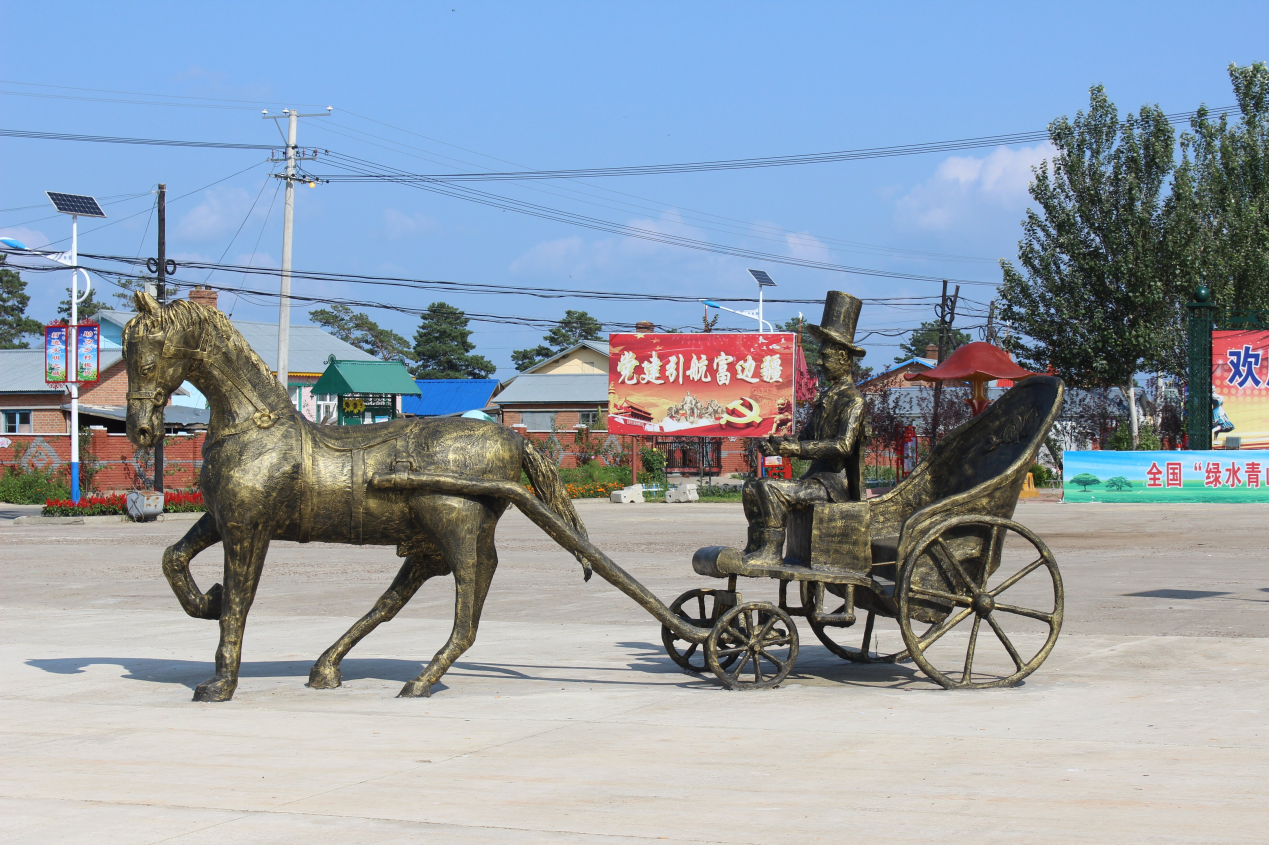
[722,397,762,426]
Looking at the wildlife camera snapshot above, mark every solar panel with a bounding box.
[46,192,106,218]
[748,268,776,287]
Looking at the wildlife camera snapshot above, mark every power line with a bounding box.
[321,106,1238,182]
[0,127,275,150]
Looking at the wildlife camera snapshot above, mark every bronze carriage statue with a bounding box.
[664,374,1066,690]
[123,292,1064,699]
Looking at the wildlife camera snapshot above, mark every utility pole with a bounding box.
[153,184,166,493]
[930,279,960,442]
[264,106,330,401]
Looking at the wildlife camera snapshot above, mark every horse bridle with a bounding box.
[126,330,290,440]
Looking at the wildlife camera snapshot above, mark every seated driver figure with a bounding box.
[743,291,867,564]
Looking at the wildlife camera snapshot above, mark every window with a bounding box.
[578,409,600,429]
[314,394,337,424]
[520,411,557,431]
[2,410,32,434]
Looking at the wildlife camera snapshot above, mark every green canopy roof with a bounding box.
[312,359,422,396]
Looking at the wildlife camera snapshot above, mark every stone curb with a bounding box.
[13,512,205,526]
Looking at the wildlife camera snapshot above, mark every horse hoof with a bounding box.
[193,676,236,702]
[398,680,433,698]
[308,664,342,689]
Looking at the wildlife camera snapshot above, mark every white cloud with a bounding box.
[509,209,710,279]
[0,227,51,250]
[895,143,1054,231]
[784,231,829,264]
[382,209,435,239]
[175,186,256,242]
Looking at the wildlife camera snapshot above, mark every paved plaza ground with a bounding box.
[2,499,1267,843]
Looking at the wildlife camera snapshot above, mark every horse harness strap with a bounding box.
[161,342,289,439]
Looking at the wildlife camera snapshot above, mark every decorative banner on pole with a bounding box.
[608,333,796,437]
[44,325,68,383]
[75,323,100,383]
[1063,450,1269,502]
[1213,329,1269,448]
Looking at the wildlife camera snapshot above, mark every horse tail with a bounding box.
[521,438,588,540]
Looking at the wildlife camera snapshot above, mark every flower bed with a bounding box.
[523,481,627,500]
[42,490,206,517]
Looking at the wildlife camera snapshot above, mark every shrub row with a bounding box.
[42,490,206,517]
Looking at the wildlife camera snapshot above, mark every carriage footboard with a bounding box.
[369,470,713,643]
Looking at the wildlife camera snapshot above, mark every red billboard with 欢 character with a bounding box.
[607,333,798,438]
[1213,329,1269,449]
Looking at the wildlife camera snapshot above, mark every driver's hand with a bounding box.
[757,437,777,457]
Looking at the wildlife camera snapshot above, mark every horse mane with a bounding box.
[124,299,277,381]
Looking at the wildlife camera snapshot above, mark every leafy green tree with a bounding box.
[0,256,42,348]
[895,320,970,363]
[999,85,1177,449]
[411,302,495,379]
[310,304,412,363]
[512,309,603,371]
[1070,472,1101,491]
[111,276,153,307]
[1166,62,1269,315]
[1105,476,1132,491]
[57,285,108,322]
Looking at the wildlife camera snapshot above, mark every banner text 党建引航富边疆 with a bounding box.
[607,333,797,438]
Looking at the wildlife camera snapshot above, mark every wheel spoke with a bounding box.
[752,649,763,683]
[716,645,748,657]
[909,586,973,606]
[925,544,960,593]
[683,643,698,660]
[760,634,792,648]
[726,651,751,682]
[696,594,706,620]
[961,616,981,684]
[756,613,778,642]
[915,606,975,652]
[936,537,981,595]
[993,601,1053,623]
[987,524,1003,571]
[990,558,1045,597]
[860,612,876,655]
[987,614,1025,671]
[758,649,787,672]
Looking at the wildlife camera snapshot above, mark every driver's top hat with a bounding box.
[805,290,865,357]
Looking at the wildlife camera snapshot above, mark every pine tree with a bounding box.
[894,320,971,363]
[57,286,108,322]
[511,309,603,371]
[0,256,42,349]
[411,302,495,379]
[310,304,412,363]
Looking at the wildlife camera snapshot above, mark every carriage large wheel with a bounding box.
[799,582,924,664]
[896,515,1063,690]
[705,602,798,690]
[662,588,736,673]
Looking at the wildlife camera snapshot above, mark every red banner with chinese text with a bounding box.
[1212,330,1269,449]
[607,333,797,437]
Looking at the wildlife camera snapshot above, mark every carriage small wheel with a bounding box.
[662,588,737,673]
[896,515,1063,690]
[705,602,799,690]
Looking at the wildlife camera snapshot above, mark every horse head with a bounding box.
[123,290,205,449]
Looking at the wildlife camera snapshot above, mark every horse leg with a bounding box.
[308,551,451,689]
[162,513,223,620]
[399,506,500,698]
[193,521,270,702]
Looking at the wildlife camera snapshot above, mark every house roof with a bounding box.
[71,403,211,430]
[401,379,499,417]
[96,310,373,375]
[491,373,609,405]
[0,348,124,394]
[311,359,422,396]
[522,340,609,374]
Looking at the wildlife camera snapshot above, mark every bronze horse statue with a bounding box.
[123,292,619,701]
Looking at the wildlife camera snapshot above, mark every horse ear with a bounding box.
[134,290,161,315]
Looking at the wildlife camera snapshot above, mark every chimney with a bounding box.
[635,320,655,333]
[924,343,938,360]
[188,286,219,311]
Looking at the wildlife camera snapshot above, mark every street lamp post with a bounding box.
[700,269,778,334]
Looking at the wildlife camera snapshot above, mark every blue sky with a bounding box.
[2,2,1265,377]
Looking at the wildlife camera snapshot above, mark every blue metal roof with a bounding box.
[402,379,499,417]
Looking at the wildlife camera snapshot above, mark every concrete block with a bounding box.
[665,483,699,503]
[610,484,645,504]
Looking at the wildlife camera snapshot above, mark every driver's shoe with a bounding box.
[743,530,786,565]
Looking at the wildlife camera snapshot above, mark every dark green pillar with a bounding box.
[1186,286,1215,450]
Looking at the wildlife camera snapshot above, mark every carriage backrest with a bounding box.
[869,376,1063,533]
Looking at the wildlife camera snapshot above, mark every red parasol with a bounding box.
[904,341,1039,415]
